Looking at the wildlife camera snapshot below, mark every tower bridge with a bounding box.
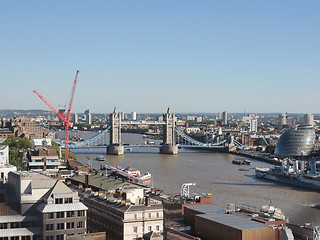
[54,107,241,155]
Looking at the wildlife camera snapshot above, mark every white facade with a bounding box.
[132,112,137,121]
[249,119,258,133]
[124,208,163,240]
[32,139,52,148]
[0,145,9,165]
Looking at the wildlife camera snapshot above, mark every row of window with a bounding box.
[0,221,37,229]
[55,197,73,204]
[46,221,85,231]
[45,210,85,219]
[133,225,160,233]
[0,237,31,240]
[134,212,160,219]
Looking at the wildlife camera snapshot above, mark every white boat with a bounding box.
[96,155,106,161]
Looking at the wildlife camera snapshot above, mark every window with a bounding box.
[148,226,152,232]
[46,224,53,231]
[56,223,64,230]
[64,197,73,204]
[56,235,64,240]
[45,236,53,240]
[0,223,7,229]
[55,198,63,204]
[10,223,19,229]
[148,213,151,218]
[66,211,74,217]
[1,172,4,179]
[45,213,54,219]
[134,214,137,219]
[133,226,137,233]
[156,212,160,218]
[10,237,19,240]
[77,221,85,228]
[56,212,65,218]
[21,237,31,240]
[156,225,160,231]
[77,210,85,217]
[66,222,74,229]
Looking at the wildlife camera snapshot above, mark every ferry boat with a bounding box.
[95,155,106,161]
[232,159,251,165]
[255,160,320,191]
[103,165,152,181]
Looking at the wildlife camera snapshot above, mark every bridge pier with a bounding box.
[160,107,178,155]
[107,107,124,155]
[107,145,124,155]
[160,145,178,154]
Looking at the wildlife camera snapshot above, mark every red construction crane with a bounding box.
[33,70,79,163]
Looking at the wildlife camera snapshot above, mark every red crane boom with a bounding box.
[33,70,79,163]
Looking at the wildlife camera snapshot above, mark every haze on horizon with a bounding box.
[0,1,319,114]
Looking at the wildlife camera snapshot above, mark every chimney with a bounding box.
[145,196,151,207]
[85,174,89,188]
[106,192,113,200]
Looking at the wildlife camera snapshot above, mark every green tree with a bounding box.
[3,136,31,170]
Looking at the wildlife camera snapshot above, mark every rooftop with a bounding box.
[186,205,270,230]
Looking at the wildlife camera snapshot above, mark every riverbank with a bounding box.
[230,151,282,166]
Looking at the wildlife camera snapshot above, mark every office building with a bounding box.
[71,113,78,124]
[0,171,88,240]
[132,112,137,121]
[222,111,227,125]
[249,118,258,133]
[278,113,288,129]
[275,124,315,157]
[304,113,314,126]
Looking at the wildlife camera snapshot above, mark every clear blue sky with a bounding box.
[1,1,319,113]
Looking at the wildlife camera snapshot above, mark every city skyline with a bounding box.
[1,1,319,113]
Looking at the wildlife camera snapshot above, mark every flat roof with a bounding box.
[186,205,270,231]
[71,173,148,191]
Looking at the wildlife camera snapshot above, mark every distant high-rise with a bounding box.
[85,110,92,125]
[304,113,314,126]
[279,113,288,129]
[132,112,137,121]
[249,118,258,133]
[71,113,78,124]
[222,111,228,125]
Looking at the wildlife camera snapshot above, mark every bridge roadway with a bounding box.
[67,144,227,150]
[121,121,165,125]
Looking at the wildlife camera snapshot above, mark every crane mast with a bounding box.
[33,70,79,163]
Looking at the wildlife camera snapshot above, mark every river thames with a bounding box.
[60,131,320,225]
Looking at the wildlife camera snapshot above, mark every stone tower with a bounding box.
[107,107,124,155]
[160,107,178,154]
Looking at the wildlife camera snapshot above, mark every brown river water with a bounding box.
[59,131,320,225]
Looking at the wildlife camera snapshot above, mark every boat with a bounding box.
[232,159,251,165]
[103,165,152,182]
[255,160,320,191]
[96,155,106,161]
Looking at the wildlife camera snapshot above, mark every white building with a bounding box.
[132,112,137,121]
[249,118,258,133]
[304,113,314,126]
[0,145,17,183]
[0,145,9,164]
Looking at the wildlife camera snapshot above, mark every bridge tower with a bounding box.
[160,107,178,154]
[107,107,124,155]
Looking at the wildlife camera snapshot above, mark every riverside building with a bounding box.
[0,171,87,240]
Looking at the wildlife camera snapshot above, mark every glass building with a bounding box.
[275,124,315,157]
